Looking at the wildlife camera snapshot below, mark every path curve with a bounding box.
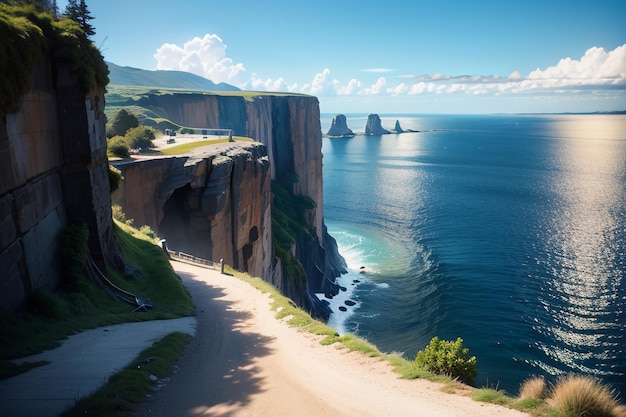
[133,261,527,417]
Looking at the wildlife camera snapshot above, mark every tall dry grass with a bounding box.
[550,375,619,417]
[519,376,548,400]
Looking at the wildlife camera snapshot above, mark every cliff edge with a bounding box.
[111,92,347,319]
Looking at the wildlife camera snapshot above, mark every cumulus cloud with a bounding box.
[155,35,625,103]
[528,45,626,81]
[154,34,248,87]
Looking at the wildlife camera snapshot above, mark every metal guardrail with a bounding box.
[167,250,221,271]
[86,251,153,312]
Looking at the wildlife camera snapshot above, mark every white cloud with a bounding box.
[363,77,387,95]
[154,34,247,87]
[337,79,361,95]
[527,45,626,86]
[155,35,625,107]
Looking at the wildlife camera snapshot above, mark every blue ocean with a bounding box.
[320,113,626,397]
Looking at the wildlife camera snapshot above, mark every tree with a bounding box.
[63,0,94,36]
[125,126,156,150]
[108,109,139,138]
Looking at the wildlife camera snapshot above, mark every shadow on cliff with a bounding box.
[134,269,274,416]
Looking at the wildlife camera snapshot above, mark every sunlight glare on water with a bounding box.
[532,115,626,379]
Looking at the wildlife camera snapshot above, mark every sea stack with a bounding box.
[326,114,355,137]
[394,120,404,133]
[365,114,390,135]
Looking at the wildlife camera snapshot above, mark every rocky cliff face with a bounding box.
[0,56,115,309]
[115,93,346,319]
[112,142,272,279]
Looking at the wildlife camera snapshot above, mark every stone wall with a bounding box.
[0,56,113,309]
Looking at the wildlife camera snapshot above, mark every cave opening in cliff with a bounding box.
[159,184,211,259]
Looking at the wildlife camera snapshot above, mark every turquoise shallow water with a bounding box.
[321,114,626,396]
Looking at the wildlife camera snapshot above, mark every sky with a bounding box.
[59,0,626,114]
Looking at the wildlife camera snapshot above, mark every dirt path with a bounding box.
[133,261,527,417]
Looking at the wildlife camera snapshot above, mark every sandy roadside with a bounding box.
[134,261,528,417]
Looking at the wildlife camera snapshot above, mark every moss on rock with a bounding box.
[0,3,109,114]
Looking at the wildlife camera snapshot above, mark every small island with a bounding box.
[325,113,418,138]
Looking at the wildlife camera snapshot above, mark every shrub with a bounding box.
[139,225,157,240]
[414,337,477,385]
[550,374,619,417]
[107,108,138,138]
[125,126,156,150]
[107,135,129,158]
[111,204,133,226]
[519,376,547,400]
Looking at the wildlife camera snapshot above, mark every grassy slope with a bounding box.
[0,221,194,371]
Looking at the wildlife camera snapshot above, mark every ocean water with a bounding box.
[320,113,626,396]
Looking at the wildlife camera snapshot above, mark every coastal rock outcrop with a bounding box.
[365,114,390,135]
[326,114,355,137]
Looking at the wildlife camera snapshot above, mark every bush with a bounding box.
[111,204,133,226]
[125,126,156,150]
[414,337,477,385]
[107,108,138,138]
[139,225,157,240]
[519,376,547,400]
[550,375,619,417]
[107,135,129,158]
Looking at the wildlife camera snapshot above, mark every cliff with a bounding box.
[0,55,114,309]
[112,143,272,278]
[112,92,346,319]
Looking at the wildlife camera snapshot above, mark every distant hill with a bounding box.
[106,61,240,91]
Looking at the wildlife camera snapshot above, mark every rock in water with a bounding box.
[365,114,390,135]
[326,114,355,137]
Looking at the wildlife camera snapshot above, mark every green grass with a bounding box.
[155,137,254,155]
[60,332,192,417]
[471,388,514,406]
[0,220,194,365]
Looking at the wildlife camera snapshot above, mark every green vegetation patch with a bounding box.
[60,332,192,417]
[0,220,193,368]
[0,3,108,114]
[271,176,317,285]
[155,137,254,155]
